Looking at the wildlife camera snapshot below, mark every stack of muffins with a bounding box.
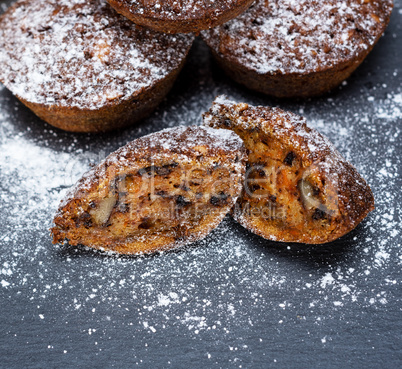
[0,0,393,254]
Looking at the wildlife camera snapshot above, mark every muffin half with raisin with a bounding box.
[51,126,246,255]
[203,96,375,244]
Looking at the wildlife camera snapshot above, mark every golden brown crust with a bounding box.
[51,126,247,255]
[203,96,375,244]
[0,0,194,132]
[202,0,393,97]
[107,0,255,34]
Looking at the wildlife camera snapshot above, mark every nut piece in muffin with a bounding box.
[107,0,255,34]
[0,0,194,132]
[202,0,393,97]
[203,96,375,244]
[51,126,246,255]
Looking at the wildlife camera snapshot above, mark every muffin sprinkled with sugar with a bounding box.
[204,96,375,244]
[107,0,255,33]
[0,0,194,132]
[202,0,393,97]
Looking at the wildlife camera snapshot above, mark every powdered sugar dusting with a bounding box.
[123,0,247,20]
[127,124,245,154]
[0,29,401,365]
[1,84,400,339]
[203,0,393,74]
[0,0,193,109]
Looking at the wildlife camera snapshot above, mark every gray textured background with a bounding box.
[0,1,401,368]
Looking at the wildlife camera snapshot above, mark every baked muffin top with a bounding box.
[110,0,250,21]
[202,0,393,74]
[107,0,255,33]
[0,0,193,110]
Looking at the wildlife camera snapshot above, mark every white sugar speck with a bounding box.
[1,280,10,288]
[320,273,335,289]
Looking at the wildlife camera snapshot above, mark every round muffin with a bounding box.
[202,0,394,97]
[107,0,255,34]
[0,0,194,132]
[51,126,247,255]
[204,96,375,244]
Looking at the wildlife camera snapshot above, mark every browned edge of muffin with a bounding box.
[207,48,373,98]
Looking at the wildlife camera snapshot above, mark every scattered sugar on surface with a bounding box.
[0,32,401,362]
[0,82,400,347]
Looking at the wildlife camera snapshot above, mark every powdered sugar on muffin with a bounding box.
[0,0,194,110]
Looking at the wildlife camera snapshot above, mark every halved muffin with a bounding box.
[204,96,375,244]
[51,126,246,255]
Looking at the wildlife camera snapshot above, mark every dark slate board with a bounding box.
[0,1,401,368]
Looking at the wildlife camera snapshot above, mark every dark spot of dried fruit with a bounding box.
[312,208,326,220]
[269,195,277,203]
[210,192,229,206]
[138,163,178,176]
[176,195,192,208]
[156,163,178,176]
[249,184,261,193]
[75,212,92,228]
[138,217,154,230]
[284,152,296,166]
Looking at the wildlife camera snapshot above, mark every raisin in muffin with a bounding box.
[0,0,194,132]
[202,0,393,97]
[204,96,375,244]
[51,126,246,255]
[107,0,255,34]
